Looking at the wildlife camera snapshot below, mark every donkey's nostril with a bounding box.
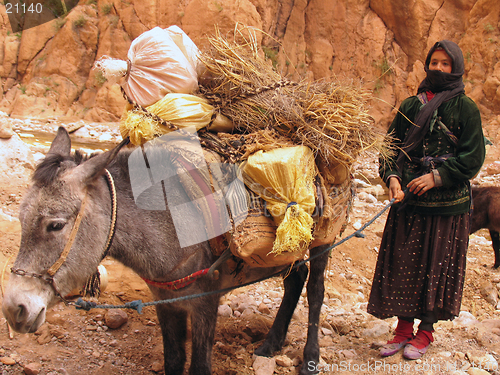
[30,307,46,333]
[15,304,28,324]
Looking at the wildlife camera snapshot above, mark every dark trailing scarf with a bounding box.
[396,40,465,172]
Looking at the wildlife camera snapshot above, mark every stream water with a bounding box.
[17,129,119,153]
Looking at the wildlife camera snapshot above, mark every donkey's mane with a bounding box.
[33,150,94,185]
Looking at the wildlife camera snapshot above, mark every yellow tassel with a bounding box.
[120,109,161,145]
[271,203,314,255]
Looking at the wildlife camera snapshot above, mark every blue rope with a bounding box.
[73,196,397,313]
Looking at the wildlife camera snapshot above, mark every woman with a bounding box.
[367,40,485,360]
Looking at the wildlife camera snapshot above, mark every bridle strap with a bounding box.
[102,169,117,258]
[46,169,117,277]
[47,192,89,277]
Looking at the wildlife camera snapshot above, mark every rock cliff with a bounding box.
[0,0,498,132]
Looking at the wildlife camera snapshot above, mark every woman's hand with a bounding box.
[407,172,436,196]
[388,177,405,203]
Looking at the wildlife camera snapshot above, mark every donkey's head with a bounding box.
[2,127,125,333]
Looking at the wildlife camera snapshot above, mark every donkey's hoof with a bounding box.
[299,361,319,375]
[254,343,275,357]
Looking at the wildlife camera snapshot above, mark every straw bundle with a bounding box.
[198,28,390,167]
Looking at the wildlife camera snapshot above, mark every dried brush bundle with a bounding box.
[198,27,392,167]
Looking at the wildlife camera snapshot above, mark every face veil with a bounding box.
[419,40,465,94]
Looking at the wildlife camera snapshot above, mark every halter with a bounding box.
[11,169,118,304]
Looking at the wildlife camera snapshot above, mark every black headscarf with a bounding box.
[396,40,465,171]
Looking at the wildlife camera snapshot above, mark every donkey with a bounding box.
[2,127,333,375]
[471,185,500,268]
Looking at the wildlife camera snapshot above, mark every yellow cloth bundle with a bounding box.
[242,146,317,256]
[120,93,215,145]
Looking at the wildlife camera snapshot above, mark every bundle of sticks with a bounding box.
[196,28,392,169]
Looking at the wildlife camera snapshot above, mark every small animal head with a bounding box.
[2,127,124,333]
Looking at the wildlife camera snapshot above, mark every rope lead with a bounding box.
[74,298,146,314]
[75,298,98,311]
[125,300,144,314]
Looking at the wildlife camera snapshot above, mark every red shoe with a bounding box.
[380,319,414,357]
[403,329,433,360]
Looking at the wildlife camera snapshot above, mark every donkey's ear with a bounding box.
[71,136,130,186]
[47,127,72,157]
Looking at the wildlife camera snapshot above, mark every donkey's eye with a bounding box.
[47,221,66,232]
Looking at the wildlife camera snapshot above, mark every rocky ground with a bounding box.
[0,115,499,375]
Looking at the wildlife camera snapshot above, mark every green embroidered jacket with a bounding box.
[380,93,486,215]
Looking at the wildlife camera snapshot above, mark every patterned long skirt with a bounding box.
[367,207,470,321]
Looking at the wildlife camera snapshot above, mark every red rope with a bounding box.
[141,268,210,290]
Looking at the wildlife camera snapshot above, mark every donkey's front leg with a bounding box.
[254,263,309,356]
[155,304,188,375]
[300,244,329,375]
[188,294,220,375]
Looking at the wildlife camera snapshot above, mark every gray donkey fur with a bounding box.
[2,127,331,375]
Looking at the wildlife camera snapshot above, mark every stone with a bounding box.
[480,282,499,306]
[230,295,257,313]
[321,327,333,336]
[104,310,128,329]
[479,319,500,332]
[23,362,42,375]
[240,307,256,320]
[329,317,351,335]
[338,349,357,359]
[275,355,293,367]
[151,361,163,372]
[438,351,452,358]
[49,327,67,339]
[252,355,276,375]
[352,220,362,230]
[0,118,13,138]
[485,161,500,175]
[242,316,272,342]
[257,302,271,315]
[319,336,334,347]
[363,184,386,197]
[36,324,52,345]
[362,321,390,338]
[0,133,35,185]
[218,304,233,317]
[1,36,20,78]
[357,191,378,204]
[466,352,498,372]
[0,356,16,365]
[309,38,334,79]
[468,368,492,375]
[453,311,478,327]
[84,83,126,121]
